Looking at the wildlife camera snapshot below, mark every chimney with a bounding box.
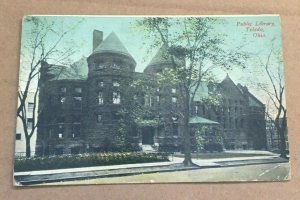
[93,30,103,51]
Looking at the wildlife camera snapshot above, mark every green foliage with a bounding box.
[14,152,169,172]
[194,126,224,152]
[194,126,207,151]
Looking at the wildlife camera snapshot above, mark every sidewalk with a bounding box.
[14,154,288,186]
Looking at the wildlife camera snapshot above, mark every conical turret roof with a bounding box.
[147,45,172,67]
[91,32,134,61]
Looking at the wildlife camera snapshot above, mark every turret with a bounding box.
[84,31,136,151]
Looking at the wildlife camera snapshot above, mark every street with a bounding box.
[48,162,290,185]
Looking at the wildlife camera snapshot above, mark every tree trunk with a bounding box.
[276,118,287,159]
[182,92,193,166]
[278,126,287,158]
[25,137,31,158]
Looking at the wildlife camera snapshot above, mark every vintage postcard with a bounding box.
[14,15,290,186]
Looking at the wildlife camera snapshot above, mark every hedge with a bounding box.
[14,152,169,172]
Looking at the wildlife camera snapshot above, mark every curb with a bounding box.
[14,157,289,186]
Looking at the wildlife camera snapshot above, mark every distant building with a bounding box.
[35,30,267,156]
[266,118,288,151]
[15,92,37,156]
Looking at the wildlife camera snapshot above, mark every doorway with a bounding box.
[142,127,154,145]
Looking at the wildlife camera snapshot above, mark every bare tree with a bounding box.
[17,16,83,157]
[257,45,287,158]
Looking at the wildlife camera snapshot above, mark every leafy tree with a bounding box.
[17,16,83,157]
[135,17,247,166]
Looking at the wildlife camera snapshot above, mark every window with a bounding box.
[58,124,64,138]
[72,124,81,138]
[112,63,121,69]
[173,123,179,136]
[202,105,206,115]
[241,119,244,128]
[98,92,104,104]
[149,96,152,107]
[235,118,238,128]
[144,94,150,106]
[60,97,66,104]
[172,97,177,103]
[195,105,199,115]
[156,95,160,103]
[156,87,160,92]
[16,133,21,140]
[48,128,52,138]
[229,117,232,128]
[98,62,105,69]
[98,80,104,87]
[113,81,120,87]
[60,87,66,93]
[97,114,102,123]
[73,97,82,107]
[27,118,33,130]
[28,103,34,112]
[74,87,82,93]
[171,88,176,94]
[113,92,121,104]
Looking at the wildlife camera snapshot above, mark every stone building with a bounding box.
[15,92,37,156]
[35,30,267,156]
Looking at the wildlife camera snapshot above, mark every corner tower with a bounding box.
[85,31,136,151]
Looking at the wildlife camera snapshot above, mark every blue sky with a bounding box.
[20,15,285,109]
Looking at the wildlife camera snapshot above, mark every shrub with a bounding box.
[14,152,169,172]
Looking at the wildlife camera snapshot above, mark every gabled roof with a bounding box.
[46,57,88,81]
[248,92,265,107]
[219,74,245,96]
[91,32,134,61]
[221,74,236,86]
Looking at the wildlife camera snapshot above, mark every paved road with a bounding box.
[47,162,290,185]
